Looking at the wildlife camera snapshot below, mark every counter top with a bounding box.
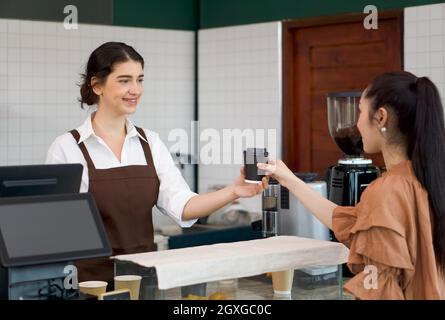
[115,236,349,290]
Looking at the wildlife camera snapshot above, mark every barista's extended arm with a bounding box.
[257,160,337,229]
[182,167,268,221]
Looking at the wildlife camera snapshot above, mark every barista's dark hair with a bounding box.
[79,42,144,108]
[365,71,445,275]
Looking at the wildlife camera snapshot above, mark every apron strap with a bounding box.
[70,127,154,170]
[135,127,156,166]
[69,129,96,170]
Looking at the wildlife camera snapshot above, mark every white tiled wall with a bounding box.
[0,19,195,169]
[405,3,445,104]
[0,18,282,218]
[198,22,282,213]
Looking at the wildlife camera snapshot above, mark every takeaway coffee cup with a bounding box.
[243,148,268,184]
[272,269,294,295]
[78,281,108,297]
[114,275,142,300]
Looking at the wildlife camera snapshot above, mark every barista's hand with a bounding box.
[257,159,295,188]
[232,166,269,198]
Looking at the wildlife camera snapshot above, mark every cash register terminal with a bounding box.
[0,193,111,299]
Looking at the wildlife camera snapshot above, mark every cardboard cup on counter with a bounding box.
[78,281,108,297]
[243,148,268,184]
[272,269,294,295]
[114,275,142,300]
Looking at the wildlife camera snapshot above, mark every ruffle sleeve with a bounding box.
[332,175,418,299]
[332,206,357,248]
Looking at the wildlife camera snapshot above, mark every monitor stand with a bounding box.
[0,261,78,300]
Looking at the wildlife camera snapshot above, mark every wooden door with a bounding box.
[282,11,402,177]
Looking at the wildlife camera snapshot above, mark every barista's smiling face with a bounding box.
[92,60,144,116]
[357,90,386,154]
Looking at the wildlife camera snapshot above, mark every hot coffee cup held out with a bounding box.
[243,148,268,184]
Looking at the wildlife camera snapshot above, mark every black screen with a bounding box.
[0,199,104,259]
[0,164,82,197]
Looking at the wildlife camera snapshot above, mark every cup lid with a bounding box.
[114,275,142,281]
[245,148,268,155]
[79,281,108,288]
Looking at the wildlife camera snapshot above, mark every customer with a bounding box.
[258,71,445,299]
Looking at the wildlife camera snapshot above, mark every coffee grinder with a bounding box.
[326,92,380,208]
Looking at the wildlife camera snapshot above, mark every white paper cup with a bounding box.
[78,281,108,297]
[114,275,142,300]
[272,270,294,295]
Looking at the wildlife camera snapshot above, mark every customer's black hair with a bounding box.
[366,71,445,275]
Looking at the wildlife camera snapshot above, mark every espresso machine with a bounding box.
[326,92,380,207]
[261,179,279,238]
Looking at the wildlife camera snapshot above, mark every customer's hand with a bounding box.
[232,166,269,198]
[257,159,295,188]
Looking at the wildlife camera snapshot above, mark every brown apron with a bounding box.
[70,127,160,284]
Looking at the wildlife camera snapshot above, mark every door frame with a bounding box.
[281,10,403,171]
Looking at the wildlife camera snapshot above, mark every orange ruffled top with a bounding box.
[332,160,445,299]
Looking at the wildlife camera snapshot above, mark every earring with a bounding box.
[380,127,387,133]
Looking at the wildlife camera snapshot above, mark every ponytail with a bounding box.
[366,71,445,275]
[412,77,445,275]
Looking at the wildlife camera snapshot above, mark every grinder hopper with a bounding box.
[327,92,363,158]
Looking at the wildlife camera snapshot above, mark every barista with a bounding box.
[46,42,268,283]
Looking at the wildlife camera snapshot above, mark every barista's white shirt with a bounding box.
[45,114,197,228]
